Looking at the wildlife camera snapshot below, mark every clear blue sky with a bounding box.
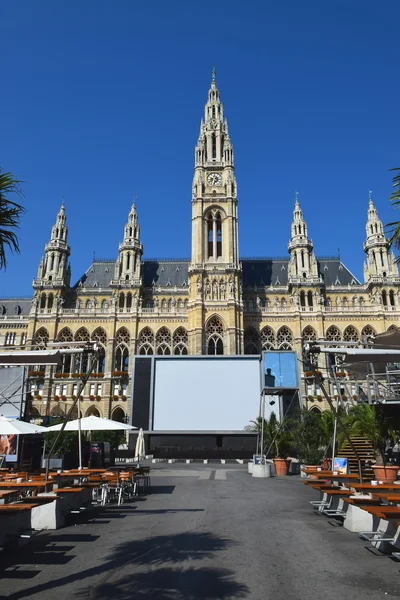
[1,0,400,296]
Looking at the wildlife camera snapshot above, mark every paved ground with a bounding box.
[1,463,400,599]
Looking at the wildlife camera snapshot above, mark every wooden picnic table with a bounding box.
[349,483,400,492]
[0,481,53,494]
[372,493,400,503]
[0,489,19,503]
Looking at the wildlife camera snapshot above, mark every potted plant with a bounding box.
[266,413,292,476]
[344,404,398,483]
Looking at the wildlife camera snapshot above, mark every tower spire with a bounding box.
[363,195,397,281]
[288,197,319,283]
[33,205,71,289]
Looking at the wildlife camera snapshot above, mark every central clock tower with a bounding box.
[188,69,243,354]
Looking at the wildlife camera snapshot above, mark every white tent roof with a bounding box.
[46,415,137,432]
[0,416,48,435]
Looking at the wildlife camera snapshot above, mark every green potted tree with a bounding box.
[344,404,398,483]
[267,413,292,476]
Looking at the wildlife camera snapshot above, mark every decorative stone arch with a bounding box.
[343,325,359,342]
[138,327,154,355]
[156,327,172,355]
[302,325,317,342]
[85,405,101,418]
[33,327,49,349]
[309,406,322,414]
[57,327,73,342]
[115,327,131,371]
[244,327,260,354]
[361,325,376,339]
[91,327,107,373]
[74,327,90,342]
[50,405,64,417]
[260,326,276,350]
[30,407,40,417]
[112,406,126,423]
[325,325,341,342]
[206,315,224,355]
[173,327,188,355]
[388,324,398,333]
[276,326,294,350]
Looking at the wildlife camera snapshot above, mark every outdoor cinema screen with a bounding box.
[152,356,260,431]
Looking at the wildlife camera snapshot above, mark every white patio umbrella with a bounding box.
[135,428,146,460]
[46,416,137,468]
[0,416,48,434]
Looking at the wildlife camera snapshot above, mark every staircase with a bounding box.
[336,436,375,481]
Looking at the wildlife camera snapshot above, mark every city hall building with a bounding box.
[1,70,399,423]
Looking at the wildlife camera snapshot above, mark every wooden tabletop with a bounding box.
[0,481,53,489]
[373,494,400,503]
[0,489,19,497]
[350,483,400,491]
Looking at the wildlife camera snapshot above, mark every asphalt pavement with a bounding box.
[1,463,400,599]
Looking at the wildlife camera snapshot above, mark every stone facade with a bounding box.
[1,70,399,420]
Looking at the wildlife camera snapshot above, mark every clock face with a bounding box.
[207,172,222,186]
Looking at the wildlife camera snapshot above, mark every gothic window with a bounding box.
[5,332,16,346]
[21,332,27,345]
[126,293,132,309]
[57,327,73,343]
[173,327,188,355]
[343,297,348,308]
[325,325,341,342]
[0,305,5,315]
[33,327,49,349]
[382,290,387,306]
[57,327,73,373]
[92,327,107,346]
[277,326,293,350]
[48,294,54,310]
[15,305,21,315]
[119,293,125,309]
[302,326,317,342]
[177,299,183,310]
[212,134,216,159]
[85,300,92,310]
[127,253,131,270]
[40,294,46,309]
[156,327,172,355]
[112,407,126,423]
[101,300,108,311]
[307,291,313,307]
[206,316,224,355]
[248,298,254,311]
[161,299,167,313]
[261,326,276,350]
[184,299,188,310]
[74,327,90,342]
[216,212,222,258]
[361,325,376,340]
[115,345,129,371]
[343,325,359,342]
[359,297,365,308]
[207,214,213,258]
[281,298,287,310]
[244,327,260,354]
[116,327,130,345]
[389,290,395,306]
[138,327,154,355]
[300,291,306,307]
[50,254,55,271]
[326,297,332,308]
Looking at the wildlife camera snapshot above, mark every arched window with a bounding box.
[74,327,90,372]
[85,406,101,418]
[309,406,322,414]
[75,327,90,342]
[343,325,359,342]
[161,299,167,312]
[173,327,188,355]
[119,293,125,309]
[101,300,108,311]
[50,254,55,271]
[212,133,216,159]
[206,316,224,355]
[47,294,54,310]
[15,305,21,315]
[261,326,275,350]
[57,327,73,373]
[85,299,92,310]
[277,326,293,350]
[325,325,341,342]
[40,294,46,309]
[138,327,154,355]
[244,327,260,354]
[127,253,131,270]
[302,326,317,342]
[216,212,222,258]
[382,290,388,306]
[112,407,126,423]
[300,291,306,307]
[307,291,313,307]
[389,290,395,307]
[126,293,132,309]
[115,345,129,371]
[207,214,213,258]
[177,299,183,310]
[156,327,172,355]
[361,325,376,341]
[91,328,107,373]
[33,327,49,349]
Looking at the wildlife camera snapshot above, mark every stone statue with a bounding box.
[197,276,202,294]
[205,279,211,298]
[256,295,261,308]
[229,277,235,296]
[273,296,279,308]
[220,279,226,300]
[239,282,243,296]
[171,297,176,307]
[212,280,218,300]
[154,297,159,308]
[134,294,138,308]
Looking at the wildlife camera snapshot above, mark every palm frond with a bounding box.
[0,169,25,270]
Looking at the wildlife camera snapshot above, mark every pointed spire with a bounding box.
[211,66,216,87]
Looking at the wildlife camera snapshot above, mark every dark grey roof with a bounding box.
[73,257,359,291]
[0,298,32,316]
[73,261,115,289]
[241,258,359,287]
[142,260,189,288]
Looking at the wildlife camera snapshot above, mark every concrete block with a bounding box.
[252,464,271,478]
[248,462,253,474]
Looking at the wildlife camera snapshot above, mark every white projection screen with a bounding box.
[152,356,261,431]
